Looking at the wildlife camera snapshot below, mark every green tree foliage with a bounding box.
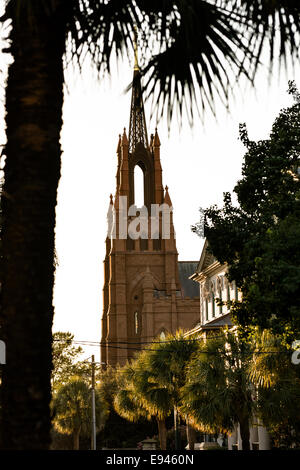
[113,331,198,450]
[182,329,254,451]
[249,328,300,448]
[202,82,300,335]
[52,376,105,450]
[108,329,300,450]
[98,365,119,412]
[142,331,199,450]
[51,332,108,449]
[143,331,198,411]
[98,364,158,449]
[51,332,89,389]
[113,354,171,450]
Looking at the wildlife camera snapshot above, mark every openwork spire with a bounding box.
[128,29,148,153]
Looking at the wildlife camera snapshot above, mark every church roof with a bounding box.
[202,312,232,328]
[178,262,199,298]
[183,314,232,338]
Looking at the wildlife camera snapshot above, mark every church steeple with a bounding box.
[101,48,200,368]
[128,30,148,153]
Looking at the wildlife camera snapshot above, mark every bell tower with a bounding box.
[101,55,199,367]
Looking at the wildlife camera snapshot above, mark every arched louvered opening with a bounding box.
[134,164,144,208]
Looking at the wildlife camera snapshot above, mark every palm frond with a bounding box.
[4,0,300,125]
[141,0,255,126]
[233,0,300,67]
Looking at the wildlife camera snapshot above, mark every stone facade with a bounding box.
[100,65,200,367]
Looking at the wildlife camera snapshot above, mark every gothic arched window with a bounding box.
[134,164,144,208]
[134,311,139,335]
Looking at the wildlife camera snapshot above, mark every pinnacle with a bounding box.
[117,134,121,152]
[154,128,160,146]
[164,185,172,207]
[122,128,129,145]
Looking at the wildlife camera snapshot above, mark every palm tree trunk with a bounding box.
[186,420,196,450]
[0,4,66,449]
[156,418,167,450]
[239,417,250,451]
[73,429,81,450]
[174,406,180,450]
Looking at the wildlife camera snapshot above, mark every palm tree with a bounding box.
[143,330,199,450]
[114,357,170,450]
[129,351,174,450]
[182,329,255,450]
[52,376,104,450]
[1,0,300,449]
[249,329,300,447]
[113,362,149,424]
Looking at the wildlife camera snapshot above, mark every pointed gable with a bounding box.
[196,239,216,273]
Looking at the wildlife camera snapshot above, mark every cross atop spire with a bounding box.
[128,28,148,153]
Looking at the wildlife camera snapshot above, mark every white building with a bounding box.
[187,239,271,450]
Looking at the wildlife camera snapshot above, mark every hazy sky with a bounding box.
[53,52,298,362]
[0,8,298,362]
